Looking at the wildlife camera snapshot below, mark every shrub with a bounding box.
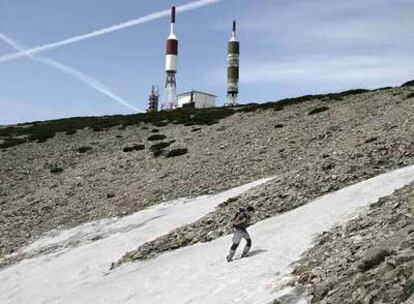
[375,86,392,91]
[358,248,392,272]
[329,96,343,101]
[132,144,145,151]
[50,166,64,174]
[0,85,378,150]
[65,130,77,135]
[151,129,160,133]
[123,146,134,152]
[153,149,164,158]
[308,106,330,115]
[274,124,284,129]
[364,137,378,144]
[77,146,92,153]
[29,130,56,143]
[123,144,145,152]
[405,93,414,99]
[150,141,173,152]
[402,80,414,87]
[0,137,27,149]
[148,134,167,141]
[191,128,202,132]
[150,141,175,158]
[166,148,188,158]
[153,121,168,127]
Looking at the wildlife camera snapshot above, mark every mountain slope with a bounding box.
[1,83,414,259]
[1,165,414,303]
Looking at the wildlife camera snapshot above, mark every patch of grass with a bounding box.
[358,249,392,272]
[150,141,175,158]
[364,137,378,144]
[0,85,382,150]
[153,121,168,127]
[123,144,145,152]
[27,129,56,143]
[402,80,414,87]
[153,150,164,158]
[405,93,414,99]
[0,137,27,149]
[148,134,167,141]
[77,146,92,153]
[132,144,145,151]
[50,166,64,174]
[375,86,393,91]
[65,130,77,135]
[166,148,188,158]
[308,106,330,116]
[240,89,369,113]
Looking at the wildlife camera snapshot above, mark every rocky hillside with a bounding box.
[1,81,414,265]
[289,181,414,304]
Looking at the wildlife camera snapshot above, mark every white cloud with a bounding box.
[0,0,223,63]
[0,33,142,112]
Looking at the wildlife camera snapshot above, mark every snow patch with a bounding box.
[1,165,414,304]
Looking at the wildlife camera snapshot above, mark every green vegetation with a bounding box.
[239,88,369,113]
[150,140,176,158]
[50,166,64,174]
[147,134,167,141]
[0,137,27,149]
[364,137,378,144]
[0,108,235,150]
[405,93,414,99]
[166,148,188,158]
[123,144,145,152]
[153,121,168,127]
[358,249,392,272]
[308,106,330,115]
[77,146,93,153]
[402,80,414,87]
[65,130,77,135]
[0,85,388,150]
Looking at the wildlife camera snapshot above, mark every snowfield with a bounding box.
[2,166,414,304]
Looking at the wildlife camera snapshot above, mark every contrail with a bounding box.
[0,32,142,112]
[0,0,223,63]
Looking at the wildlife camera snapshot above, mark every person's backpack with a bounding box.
[232,208,246,227]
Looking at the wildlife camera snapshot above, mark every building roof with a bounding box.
[178,90,217,98]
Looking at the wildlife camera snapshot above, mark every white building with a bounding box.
[177,91,216,109]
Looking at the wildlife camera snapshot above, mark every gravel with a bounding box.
[1,85,414,267]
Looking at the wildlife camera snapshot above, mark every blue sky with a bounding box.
[0,0,413,125]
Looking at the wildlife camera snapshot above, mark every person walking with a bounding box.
[226,206,255,262]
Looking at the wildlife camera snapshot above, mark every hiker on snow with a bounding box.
[227,206,255,262]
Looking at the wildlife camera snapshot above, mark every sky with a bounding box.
[0,0,413,125]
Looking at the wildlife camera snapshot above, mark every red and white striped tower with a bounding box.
[225,20,239,106]
[162,6,179,110]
